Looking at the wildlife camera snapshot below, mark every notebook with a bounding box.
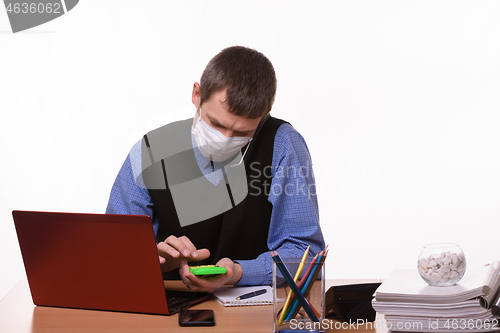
[213,286,273,306]
[12,210,212,315]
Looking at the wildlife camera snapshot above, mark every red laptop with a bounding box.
[12,210,211,315]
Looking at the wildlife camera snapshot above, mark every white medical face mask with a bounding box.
[192,108,253,163]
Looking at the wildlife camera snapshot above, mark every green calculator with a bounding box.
[189,265,227,275]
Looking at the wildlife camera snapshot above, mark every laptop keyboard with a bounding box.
[165,289,212,312]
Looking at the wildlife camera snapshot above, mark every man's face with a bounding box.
[192,83,263,138]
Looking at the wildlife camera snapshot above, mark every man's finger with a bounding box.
[164,235,193,257]
[187,248,210,262]
[157,241,180,258]
[178,236,198,257]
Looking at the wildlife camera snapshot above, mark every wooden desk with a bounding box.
[0,280,386,333]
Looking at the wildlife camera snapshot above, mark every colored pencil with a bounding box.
[280,252,320,320]
[277,245,310,325]
[271,251,319,322]
[285,249,327,321]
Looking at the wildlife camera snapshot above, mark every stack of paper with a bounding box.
[372,265,500,332]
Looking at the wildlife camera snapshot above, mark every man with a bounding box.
[106,46,324,293]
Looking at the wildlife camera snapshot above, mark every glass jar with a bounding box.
[418,243,466,286]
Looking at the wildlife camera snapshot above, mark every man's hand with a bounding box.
[179,257,243,293]
[157,235,210,272]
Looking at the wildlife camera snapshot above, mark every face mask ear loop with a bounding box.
[193,107,215,160]
[192,108,201,135]
[196,107,202,126]
[230,139,252,167]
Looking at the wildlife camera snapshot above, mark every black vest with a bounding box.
[143,116,287,280]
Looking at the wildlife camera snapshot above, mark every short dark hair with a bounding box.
[200,46,277,119]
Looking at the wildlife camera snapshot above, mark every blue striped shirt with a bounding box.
[106,122,325,286]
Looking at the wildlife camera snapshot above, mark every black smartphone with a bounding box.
[178,309,215,327]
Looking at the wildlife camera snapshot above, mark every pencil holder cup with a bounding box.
[273,256,325,333]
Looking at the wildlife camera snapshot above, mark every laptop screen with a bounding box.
[13,210,211,315]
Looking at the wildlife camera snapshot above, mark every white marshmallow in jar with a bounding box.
[418,243,466,286]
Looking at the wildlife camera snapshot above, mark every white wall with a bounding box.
[1,1,499,300]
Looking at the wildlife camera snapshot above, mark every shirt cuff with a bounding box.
[234,258,271,286]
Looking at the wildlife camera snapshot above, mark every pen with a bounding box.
[236,289,267,300]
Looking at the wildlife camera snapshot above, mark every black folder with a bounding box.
[325,282,381,322]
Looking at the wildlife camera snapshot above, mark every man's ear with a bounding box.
[192,82,201,108]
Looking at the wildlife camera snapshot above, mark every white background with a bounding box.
[1,1,499,301]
